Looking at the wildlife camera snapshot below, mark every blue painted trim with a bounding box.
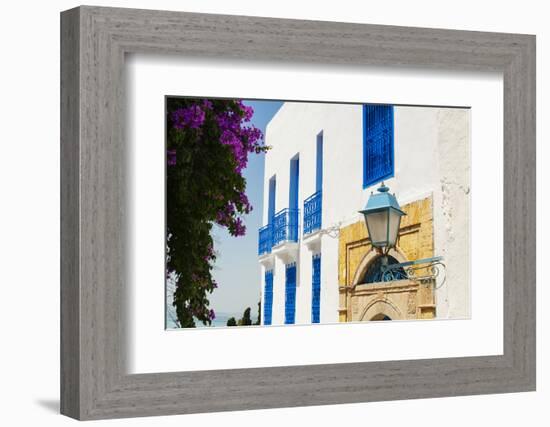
[311,254,321,323]
[303,190,322,235]
[263,270,273,325]
[268,175,276,223]
[362,104,395,189]
[258,223,273,255]
[284,263,297,324]
[272,208,299,245]
[289,155,300,211]
[316,132,323,192]
[362,104,367,188]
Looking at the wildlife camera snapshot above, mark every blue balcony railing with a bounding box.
[258,224,273,256]
[303,191,322,235]
[273,208,299,246]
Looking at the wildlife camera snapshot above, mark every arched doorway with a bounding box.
[370,313,392,321]
[344,248,436,322]
[359,298,402,321]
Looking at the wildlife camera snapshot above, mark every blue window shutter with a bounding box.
[363,105,394,188]
[289,156,300,211]
[263,270,273,325]
[268,176,276,223]
[284,263,297,324]
[311,254,321,323]
[316,132,323,192]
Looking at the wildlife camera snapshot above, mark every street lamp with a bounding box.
[359,183,406,254]
[359,182,446,286]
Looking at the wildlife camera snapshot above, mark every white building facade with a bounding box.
[258,102,470,326]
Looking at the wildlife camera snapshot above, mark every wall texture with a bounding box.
[433,109,471,318]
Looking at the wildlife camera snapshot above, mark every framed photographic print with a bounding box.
[61,6,536,420]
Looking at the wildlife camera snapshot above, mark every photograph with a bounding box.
[165,97,471,328]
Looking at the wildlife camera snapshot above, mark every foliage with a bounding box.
[226,317,237,327]
[166,98,268,327]
[237,307,252,326]
[255,301,261,325]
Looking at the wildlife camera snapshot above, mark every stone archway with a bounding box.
[337,197,436,322]
[345,248,436,322]
[359,297,402,321]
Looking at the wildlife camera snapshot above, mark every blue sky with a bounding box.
[208,100,283,318]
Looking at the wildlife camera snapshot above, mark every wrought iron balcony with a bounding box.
[303,191,322,235]
[258,223,273,256]
[272,208,299,246]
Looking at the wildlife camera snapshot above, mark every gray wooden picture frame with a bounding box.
[60,5,536,421]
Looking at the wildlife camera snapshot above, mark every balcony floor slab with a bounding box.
[272,241,300,263]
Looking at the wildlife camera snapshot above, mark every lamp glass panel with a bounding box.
[387,209,402,246]
[365,210,388,247]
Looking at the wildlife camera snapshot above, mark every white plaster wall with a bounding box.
[433,109,471,318]
[319,233,339,324]
[260,102,470,325]
[271,261,285,325]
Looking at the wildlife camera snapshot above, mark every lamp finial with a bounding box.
[377,182,389,193]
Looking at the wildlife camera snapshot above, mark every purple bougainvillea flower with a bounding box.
[242,126,263,148]
[241,105,254,122]
[219,129,252,173]
[172,105,206,129]
[233,217,246,237]
[238,191,252,213]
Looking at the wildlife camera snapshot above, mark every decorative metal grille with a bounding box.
[263,270,273,325]
[363,104,394,188]
[258,224,273,255]
[285,263,297,324]
[363,255,407,283]
[273,208,299,246]
[311,254,321,323]
[303,191,322,235]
